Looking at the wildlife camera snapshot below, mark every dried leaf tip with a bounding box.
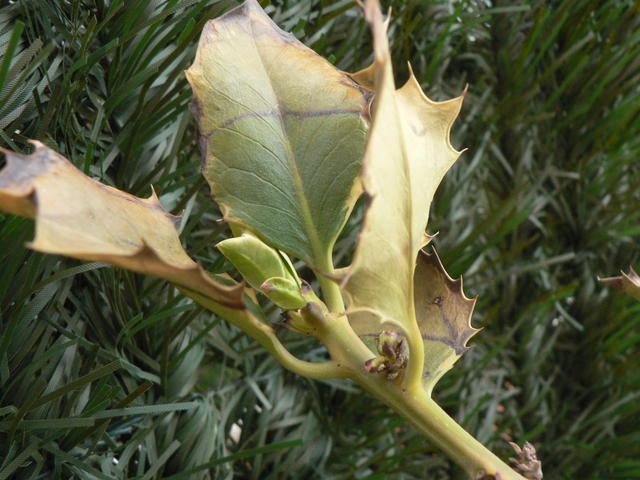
[599,267,640,301]
[509,441,543,480]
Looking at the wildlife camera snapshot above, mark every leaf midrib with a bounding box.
[249,19,332,270]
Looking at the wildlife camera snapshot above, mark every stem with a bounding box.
[316,258,345,313]
[318,315,526,480]
[180,288,347,379]
[402,319,425,391]
[318,274,345,313]
[390,390,525,480]
[261,330,347,379]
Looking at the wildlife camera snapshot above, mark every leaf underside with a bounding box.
[413,249,479,394]
[0,143,304,364]
[186,0,370,270]
[0,141,243,309]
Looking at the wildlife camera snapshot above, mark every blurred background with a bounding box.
[0,0,638,478]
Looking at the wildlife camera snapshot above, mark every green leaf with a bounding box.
[186,0,370,271]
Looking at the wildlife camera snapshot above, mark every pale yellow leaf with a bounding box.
[343,0,464,334]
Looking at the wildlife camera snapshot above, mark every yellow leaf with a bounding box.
[343,0,464,334]
[0,141,243,309]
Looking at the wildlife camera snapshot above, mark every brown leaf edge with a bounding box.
[417,247,480,357]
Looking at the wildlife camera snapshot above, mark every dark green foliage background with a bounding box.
[0,0,638,478]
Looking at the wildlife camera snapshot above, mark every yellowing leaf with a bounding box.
[413,249,479,394]
[0,142,243,309]
[186,0,370,272]
[600,268,640,301]
[343,0,464,336]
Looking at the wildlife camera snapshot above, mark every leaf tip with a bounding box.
[599,267,640,301]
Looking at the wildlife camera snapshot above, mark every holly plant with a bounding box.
[0,1,543,479]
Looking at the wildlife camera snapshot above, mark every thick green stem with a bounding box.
[402,319,425,390]
[385,389,524,479]
[316,260,345,313]
[189,264,525,477]
[318,274,345,313]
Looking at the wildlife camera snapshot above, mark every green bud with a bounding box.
[217,233,299,291]
[260,277,306,310]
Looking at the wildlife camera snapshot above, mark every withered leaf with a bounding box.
[414,249,479,394]
[0,141,243,308]
[600,268,640,301]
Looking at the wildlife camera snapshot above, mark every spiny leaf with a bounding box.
[342,0,464,338]
[0,141,243,308]
[413,249,479,394]
[600,268,640,301]
[186,0,370,272]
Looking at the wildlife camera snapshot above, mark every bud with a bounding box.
[260,277,306,310]
[365,357,386,373]
[217,233,308,308]
[217,233,296,288]
[377,330,400,357]
[365,330,408,381]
